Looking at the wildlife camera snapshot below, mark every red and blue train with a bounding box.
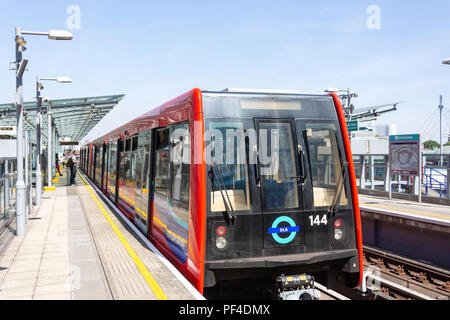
[80,88,363,298]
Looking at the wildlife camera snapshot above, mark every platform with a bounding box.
[359,194,450,270]
[0,169,199,300]
[359,194,450,225]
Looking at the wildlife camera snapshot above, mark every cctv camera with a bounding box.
[43,97,50,103]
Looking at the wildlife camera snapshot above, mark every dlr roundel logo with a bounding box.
[268,216,299,244]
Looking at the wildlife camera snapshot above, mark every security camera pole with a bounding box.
[35,77,43,205]
[14,27,73,236]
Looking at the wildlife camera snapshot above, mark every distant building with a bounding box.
[351,131,389,154]
[374,124,397,137]
[350,123,397,154]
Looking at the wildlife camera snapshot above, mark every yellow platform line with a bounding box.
[360,202,450,221]
[79,173,168,300]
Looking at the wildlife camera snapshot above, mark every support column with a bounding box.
[28,132,32,215]
[47,107,53,190]
[5,160,9,210]
[52,125,56,178]
[370,155,375,190]
[360,156,366,189]
[24,131,29,221]
[35,80,42,205]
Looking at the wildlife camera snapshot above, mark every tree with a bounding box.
[423,140,441,150]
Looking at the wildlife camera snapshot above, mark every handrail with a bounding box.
[426,167,447,178]
[0,172,18,182]
[423,173,444,187]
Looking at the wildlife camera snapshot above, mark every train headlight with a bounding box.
[216,237,227,249]
[334,228,343,240]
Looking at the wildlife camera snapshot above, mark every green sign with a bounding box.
[389,134,420,142]
[346,120,359,132]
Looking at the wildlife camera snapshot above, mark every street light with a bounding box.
[22,30,73,41]
[442,58,450,65]
[14,27,73,237]
[35,76,72,206]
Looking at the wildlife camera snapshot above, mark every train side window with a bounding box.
[132,136,138,151]
[126,139,131,152]
[170,123,190,204]
[155,128,169,195]
[130,152,136,181]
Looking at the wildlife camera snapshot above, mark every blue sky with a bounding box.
[1,0,450,142]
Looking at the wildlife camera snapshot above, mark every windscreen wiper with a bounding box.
[210,162,236,222]
[328,161,349,216]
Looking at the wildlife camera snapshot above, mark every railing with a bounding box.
[353,153,450,200]
[0,172,17,228]
[353,155,391,192]
[422,168,447,197]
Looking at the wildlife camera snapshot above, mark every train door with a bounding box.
[151,124,191,264]
[96,145,103,187]
[118,138,136,218]
[108,141,118,203]
[254,119,306,250]
[91,146,96,181]
[134,130,151,233]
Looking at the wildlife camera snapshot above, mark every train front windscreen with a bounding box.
[202,92,358,281]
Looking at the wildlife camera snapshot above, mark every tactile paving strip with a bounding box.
[76,184,195,300]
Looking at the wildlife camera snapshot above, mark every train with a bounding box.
[80,88,363,299]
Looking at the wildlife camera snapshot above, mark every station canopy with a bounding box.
[0,94,125,144]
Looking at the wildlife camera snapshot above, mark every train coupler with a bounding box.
[277,274,320,300]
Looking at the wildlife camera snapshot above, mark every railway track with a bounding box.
[315,282,350,300]
[363,246,450,300]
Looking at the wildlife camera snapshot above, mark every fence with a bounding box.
[0,171,17,231]
[353,153,450,200]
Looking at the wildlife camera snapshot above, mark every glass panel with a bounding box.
[170,124,190,204]
[155,150,169,195]
[305,123,349,207]
[208,121,250,212]
[135,130,151,225]
[259,122,299,210]
[155,128,170,196]
[108,142,117,198]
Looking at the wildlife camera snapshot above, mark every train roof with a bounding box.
[86,88,334,146]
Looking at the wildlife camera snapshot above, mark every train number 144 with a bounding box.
[308,215,328,226]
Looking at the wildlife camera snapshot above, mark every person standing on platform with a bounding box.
[55,154,63,176]
[68,152,78,186]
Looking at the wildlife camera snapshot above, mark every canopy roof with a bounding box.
[0,94,125,144]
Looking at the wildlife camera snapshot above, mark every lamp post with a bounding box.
[14,27,73,236]
[35,77,72,205]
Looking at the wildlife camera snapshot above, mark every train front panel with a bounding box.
[201,91,362,289]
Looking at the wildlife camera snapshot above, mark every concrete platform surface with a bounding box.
[359,194,450,224]
[0,169,196,300]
